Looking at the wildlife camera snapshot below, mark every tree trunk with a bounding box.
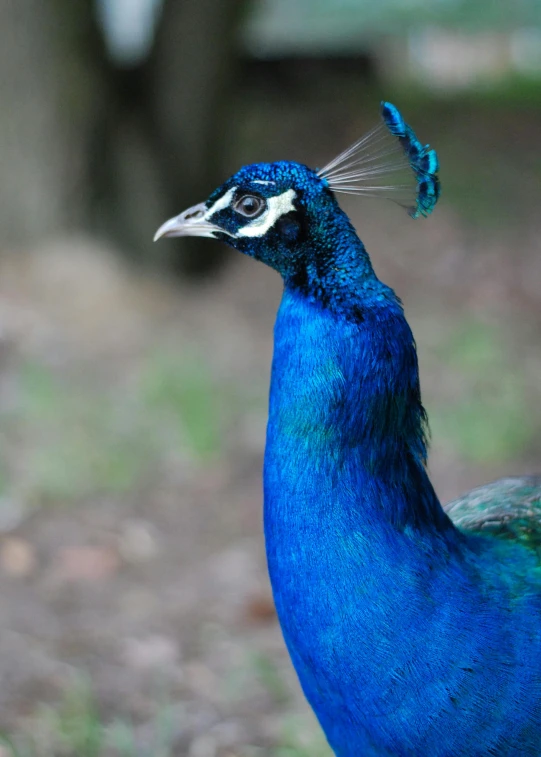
[0,0,105,247]
[0,0,246,278]
[147,0,248,275]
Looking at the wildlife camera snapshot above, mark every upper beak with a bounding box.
[153,202,219,242]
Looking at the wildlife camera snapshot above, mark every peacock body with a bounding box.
[155,103,541,756]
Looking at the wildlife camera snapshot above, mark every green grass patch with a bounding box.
[1,349,224,507]
[139,350,220,460]
[0,679,176,757]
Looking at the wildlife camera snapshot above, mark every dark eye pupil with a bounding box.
[236,195,263,217]
[242,197,257,212]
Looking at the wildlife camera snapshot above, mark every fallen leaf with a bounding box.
[54,545,119,582]
[0,537,36,577]
[244,593,276,624]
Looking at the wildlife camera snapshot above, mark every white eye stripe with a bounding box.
[236,189,297,238]
[204,187,237,219]
[204,186,297,239]
[252,180,274,185]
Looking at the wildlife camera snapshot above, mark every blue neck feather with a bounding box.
[263,215,480,753]
[267,206,453,534]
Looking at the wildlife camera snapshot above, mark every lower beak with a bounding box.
[153,202,220,241]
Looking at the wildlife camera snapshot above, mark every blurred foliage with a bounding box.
[1,351,222,508]
[381,0,541,31]
[140,351,220,459]
[272,714,332,757]
[245,0,541,53]
[429,320,535,464]
[251,652,291,706]
[221,648,291,707]
[0,675,331,757]
[0,678,176,757]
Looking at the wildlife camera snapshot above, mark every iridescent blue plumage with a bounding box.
[155,103,541,756]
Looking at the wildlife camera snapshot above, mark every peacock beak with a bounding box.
[153,202,220,241]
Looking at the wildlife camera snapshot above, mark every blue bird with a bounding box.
[155,102,541,756]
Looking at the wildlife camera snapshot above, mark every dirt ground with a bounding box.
[1,86,541,755]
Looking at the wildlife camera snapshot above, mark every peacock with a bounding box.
[155,102,541,756]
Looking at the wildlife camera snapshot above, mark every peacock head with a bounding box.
[154,160,340,279]
[154,102,440,289]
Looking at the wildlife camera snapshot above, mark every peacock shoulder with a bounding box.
[446,476,541,553]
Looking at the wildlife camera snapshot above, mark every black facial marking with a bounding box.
[276,212,302,243]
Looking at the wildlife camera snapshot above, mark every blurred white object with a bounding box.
[96,0,162,65]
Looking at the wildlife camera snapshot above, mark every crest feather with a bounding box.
[317,102,440,219]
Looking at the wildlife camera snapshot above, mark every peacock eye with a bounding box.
[234,194,266,218]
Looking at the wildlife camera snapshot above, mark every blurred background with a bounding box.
[0,1,540,755]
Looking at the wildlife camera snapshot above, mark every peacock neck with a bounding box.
[262,280,532,757]
[264,283,455,539]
